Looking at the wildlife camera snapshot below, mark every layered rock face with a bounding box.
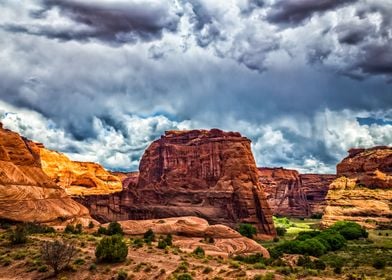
[39,148,122,196]
[322,147,392,228]
[0,123,91,225]
[116,216,270,257]
[300,174,336,215]
[258,168,310,217]
[79,129,275,235]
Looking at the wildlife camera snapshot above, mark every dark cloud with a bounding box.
[3,0,181,44]
[335,22,374,45]
[267,0,358,25]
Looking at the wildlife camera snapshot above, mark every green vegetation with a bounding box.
[192,246,205,258]
[64,223,83,234]
[107,222,124,236]
[9,224,28,244]
[276,227,287,237]
[95,235,128,263]
[143,229,155,244]
[41,239,77,275]
[238,223,257,238]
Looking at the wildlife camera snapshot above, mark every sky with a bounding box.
[0,0,391,174]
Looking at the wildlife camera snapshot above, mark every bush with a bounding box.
[238,223,257,239]
[24,223,55,234]
[9,224,28,244]
[132,238,144,248]
[97,226,107,235]
[107,222,123,236]
[273,238,327,257]
[157,240,167,249]
[276,227,287,237]
[233,253,265,264]
[88,221,94,229]
[310,213,323,219]
[329,221,368,240]
[64,223,82,234]
[314,259,326,270]
[316,230,346,251]
[372,258,386,269]
[117,270,128,280]
[176,273,193,280]
[193,246,205,258]
[143,229,155,244]
[41,239,77,275]
[164,234,173,246]
[202,266,213,274]
[95,235,128,263]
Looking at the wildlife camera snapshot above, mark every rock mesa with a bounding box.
[78,129,275,235]
[322,146,392,228]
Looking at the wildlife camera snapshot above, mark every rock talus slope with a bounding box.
[116,216,270,257]
[79,129,276,235]
[322,147,392,228]
[0,123,91,225]
[39,148,122,196]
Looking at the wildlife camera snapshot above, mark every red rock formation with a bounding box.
[322,147,392,228]
[300,174,336,215]
[0,123,92,225]
[78,129,275,235]
[258,167,310,217]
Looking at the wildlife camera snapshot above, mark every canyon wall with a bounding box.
[0,123,91,225]
[78,129,276,235]
[40,148,122,195]
[322,147,392,228]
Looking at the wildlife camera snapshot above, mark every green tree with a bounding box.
[238,223,257,239]
[95,235,128,263]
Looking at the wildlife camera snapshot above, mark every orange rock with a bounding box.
[115,216,270,257]
[322,146,392,228]
[0,123,92,225]
[40,148,122,196]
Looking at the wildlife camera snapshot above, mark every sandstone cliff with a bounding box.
[0,123,91,225]
[258,167,310,217]
[322,146,392,228]
[78,129,275,235]
[39,148,122,196]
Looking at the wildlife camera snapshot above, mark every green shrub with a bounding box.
[193,246,205,258]
[37,265,48,272]
[314,259,326,270]
[316,230,346,251]
[176,273,193,280]
[64,224,75,234]
[329,221,368,240]
[310,213,323,219]
[296,231,321,241]
[233,253,264,264]
[164,234,173,246]
[95,235,128,263]
[75,223,83,234]
[97,226,107,235]
[107,222,123,236]
[143,229,155,244]
[372,258,386,269]
[132,238,144,248]
[117,270,128,280]
[89,263,97,271]
[24,223,55,234]
[238,223,257,239]
[88,221,94,229]
[73,258,85,265]
[157,240,167,249]
[9,224,28,244]
[273,238,327,257]
[276,227,287,237]
[203,266,213,274]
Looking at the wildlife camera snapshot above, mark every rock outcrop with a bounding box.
[300,174,336,215]
[39,148,122,196]
[258,168,310,217]
[0,123,91,225]
[322,147,392,228]
[115,216,270,257]
[78,129,275,235]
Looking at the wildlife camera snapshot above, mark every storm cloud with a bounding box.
[0,0,391,172]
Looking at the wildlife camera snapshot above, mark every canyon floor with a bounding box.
[0,218,390,280]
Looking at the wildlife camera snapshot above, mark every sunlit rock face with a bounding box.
[0,123,92,225]
[322,147,392,229]
[258,167,310,217]
[78,129,276,236]
[40,148,122,196]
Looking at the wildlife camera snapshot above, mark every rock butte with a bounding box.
[0,123,92,225]
[39,148,122,196]
[78,129,276,236]
[322,146,392,228]
[113,216,270,257]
